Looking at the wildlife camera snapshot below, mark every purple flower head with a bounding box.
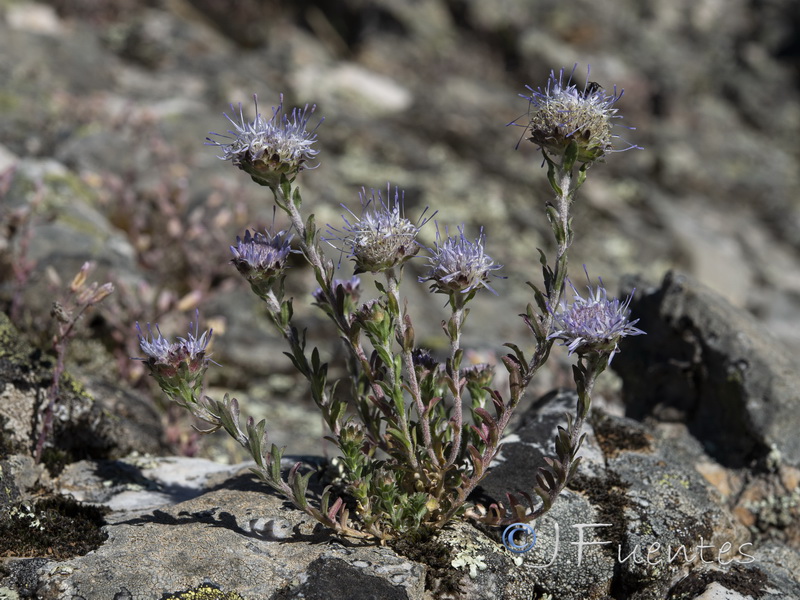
[136,312,213,377]
[230,228,295,293]
[326,185,430,274]
[419,225,503,296]
[515,65,639,163]
[548,274,645,364]
[206,94,322,187]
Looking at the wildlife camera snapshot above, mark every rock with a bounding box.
[6,2,63,36]
[0,311,165,464]
[1,0,800,597]
[32,471,428,600]
[473,390,797,600]
[614,271,800,469]
[0,393,798,599]
[293,62,414,116]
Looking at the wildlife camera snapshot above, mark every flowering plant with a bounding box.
[137,69,643,541]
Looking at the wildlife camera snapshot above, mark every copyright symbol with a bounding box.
[502,523,536,554]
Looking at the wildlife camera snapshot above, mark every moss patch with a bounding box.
[568,471,630,555]
[592,413,652,457]
[391,528,464,598]
[0,495,108,559]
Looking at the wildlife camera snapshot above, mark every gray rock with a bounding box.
[33,473,427,600]
[614,271,800,469]
[0,311,164,462]
[473,389,798,600]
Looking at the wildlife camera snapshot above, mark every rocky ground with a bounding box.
[0,0,798,598]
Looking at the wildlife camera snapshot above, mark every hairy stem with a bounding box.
[385,269,431,470]
[444,298,465,469]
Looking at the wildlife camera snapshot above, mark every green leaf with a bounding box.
[547,205,564,244]
[563,140,578,172]
[386,427,412,451]
[280,299,294,327]
[453,348,463,371]
[292,186,302,209]
[280,176,292,202]
[305,213,316,245]
[537,248,548,267]
[289,464,313,507]
[533,485,552,511]
[540,468,556,490]
[576,162,589,189]
[567,456,582,481]
[503,343,526,366]
[544,155,561,196]
[269,443,284,483]
[246,418,268,466]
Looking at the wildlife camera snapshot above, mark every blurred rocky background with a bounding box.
[2,0,798,460]
[0,0,798,597]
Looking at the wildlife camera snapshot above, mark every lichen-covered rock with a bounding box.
[601,416,749,600]
[472,389,797,600]
[33,474,427,600]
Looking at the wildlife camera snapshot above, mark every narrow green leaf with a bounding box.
[545,156,561,196]
[292,186,302,208]
[305,213,316,245]
[563,140,578,172]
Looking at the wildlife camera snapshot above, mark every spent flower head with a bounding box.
[207,94,321,187]
[419,225,503,296]
[230,228,295,296]
[518,65,638,163]
[327,185,429,274]
[548,274,644,364]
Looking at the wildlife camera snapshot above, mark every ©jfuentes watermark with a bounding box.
[501,522,756,567]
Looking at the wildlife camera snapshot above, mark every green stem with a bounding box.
[523,157,574,384]
[272,182,390,417]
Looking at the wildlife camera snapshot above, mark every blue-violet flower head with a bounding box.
[518,65,638,162]
[327,185,428,274]
[419,226,503,295]
[548,277,645,364]
[230,228,294,294]
[207,94,322,187]
[136,313,213,378]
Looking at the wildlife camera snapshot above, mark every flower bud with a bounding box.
[313,276,361,313]
[135,313,214,392]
